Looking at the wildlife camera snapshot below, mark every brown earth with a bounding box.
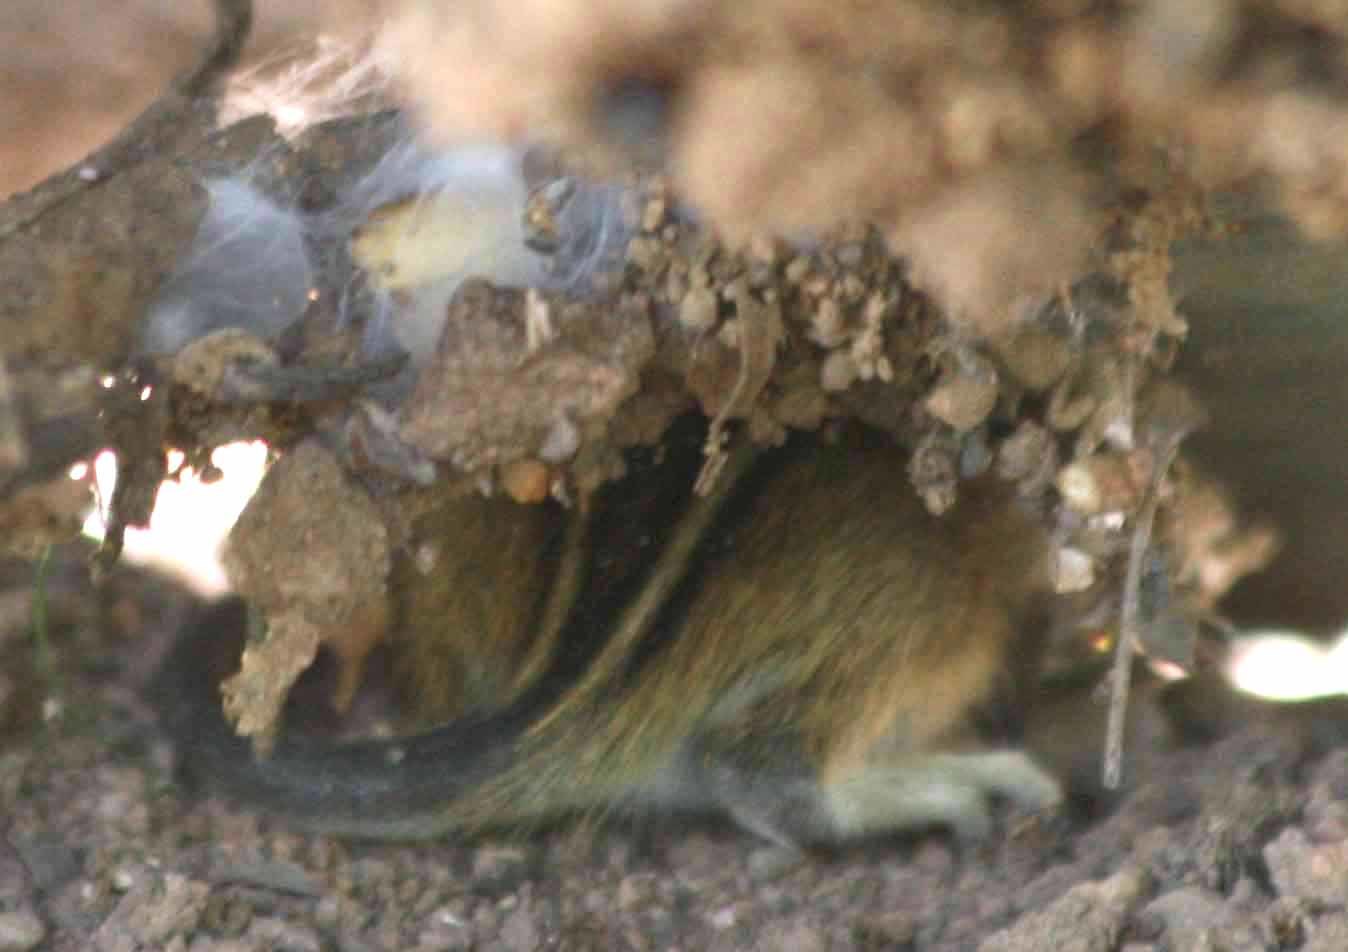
[4,544,1348,951]
[5,3,1348,949]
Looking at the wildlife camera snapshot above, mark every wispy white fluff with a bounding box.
[219,35,393,138]
[139,124,631,374]
[139,178,314,356]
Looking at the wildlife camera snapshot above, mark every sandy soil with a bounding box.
[3,545,1348,951]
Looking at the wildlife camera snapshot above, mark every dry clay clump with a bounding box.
[221,440,391,750]
[399,280,656,473]
[385,0,1348,332]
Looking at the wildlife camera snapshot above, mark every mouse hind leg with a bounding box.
[671,724,1062,877]
[816,749,1063,843]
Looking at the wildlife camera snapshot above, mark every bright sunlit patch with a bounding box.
[272,102,311,131]
[81,441,269,597]
[1148,657,1189,682]
[1225,628,1348,701]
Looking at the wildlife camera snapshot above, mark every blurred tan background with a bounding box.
[0,0,389,199]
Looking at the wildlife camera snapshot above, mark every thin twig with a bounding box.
[1103,435,1182,789]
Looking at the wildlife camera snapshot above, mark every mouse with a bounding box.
[154,420,1063,864]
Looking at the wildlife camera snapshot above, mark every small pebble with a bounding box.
[819,351,859,392]
[500,459,551,504]
[0,910,45,952]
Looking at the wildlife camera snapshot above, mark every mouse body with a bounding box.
[157,422,1062,856]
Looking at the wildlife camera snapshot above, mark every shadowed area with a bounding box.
[1174,211,1348,634]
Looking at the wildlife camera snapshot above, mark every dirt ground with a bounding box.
[3,546,1348,951]
[6,3,1348,950]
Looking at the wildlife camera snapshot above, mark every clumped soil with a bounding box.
[3,551,1346,952]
